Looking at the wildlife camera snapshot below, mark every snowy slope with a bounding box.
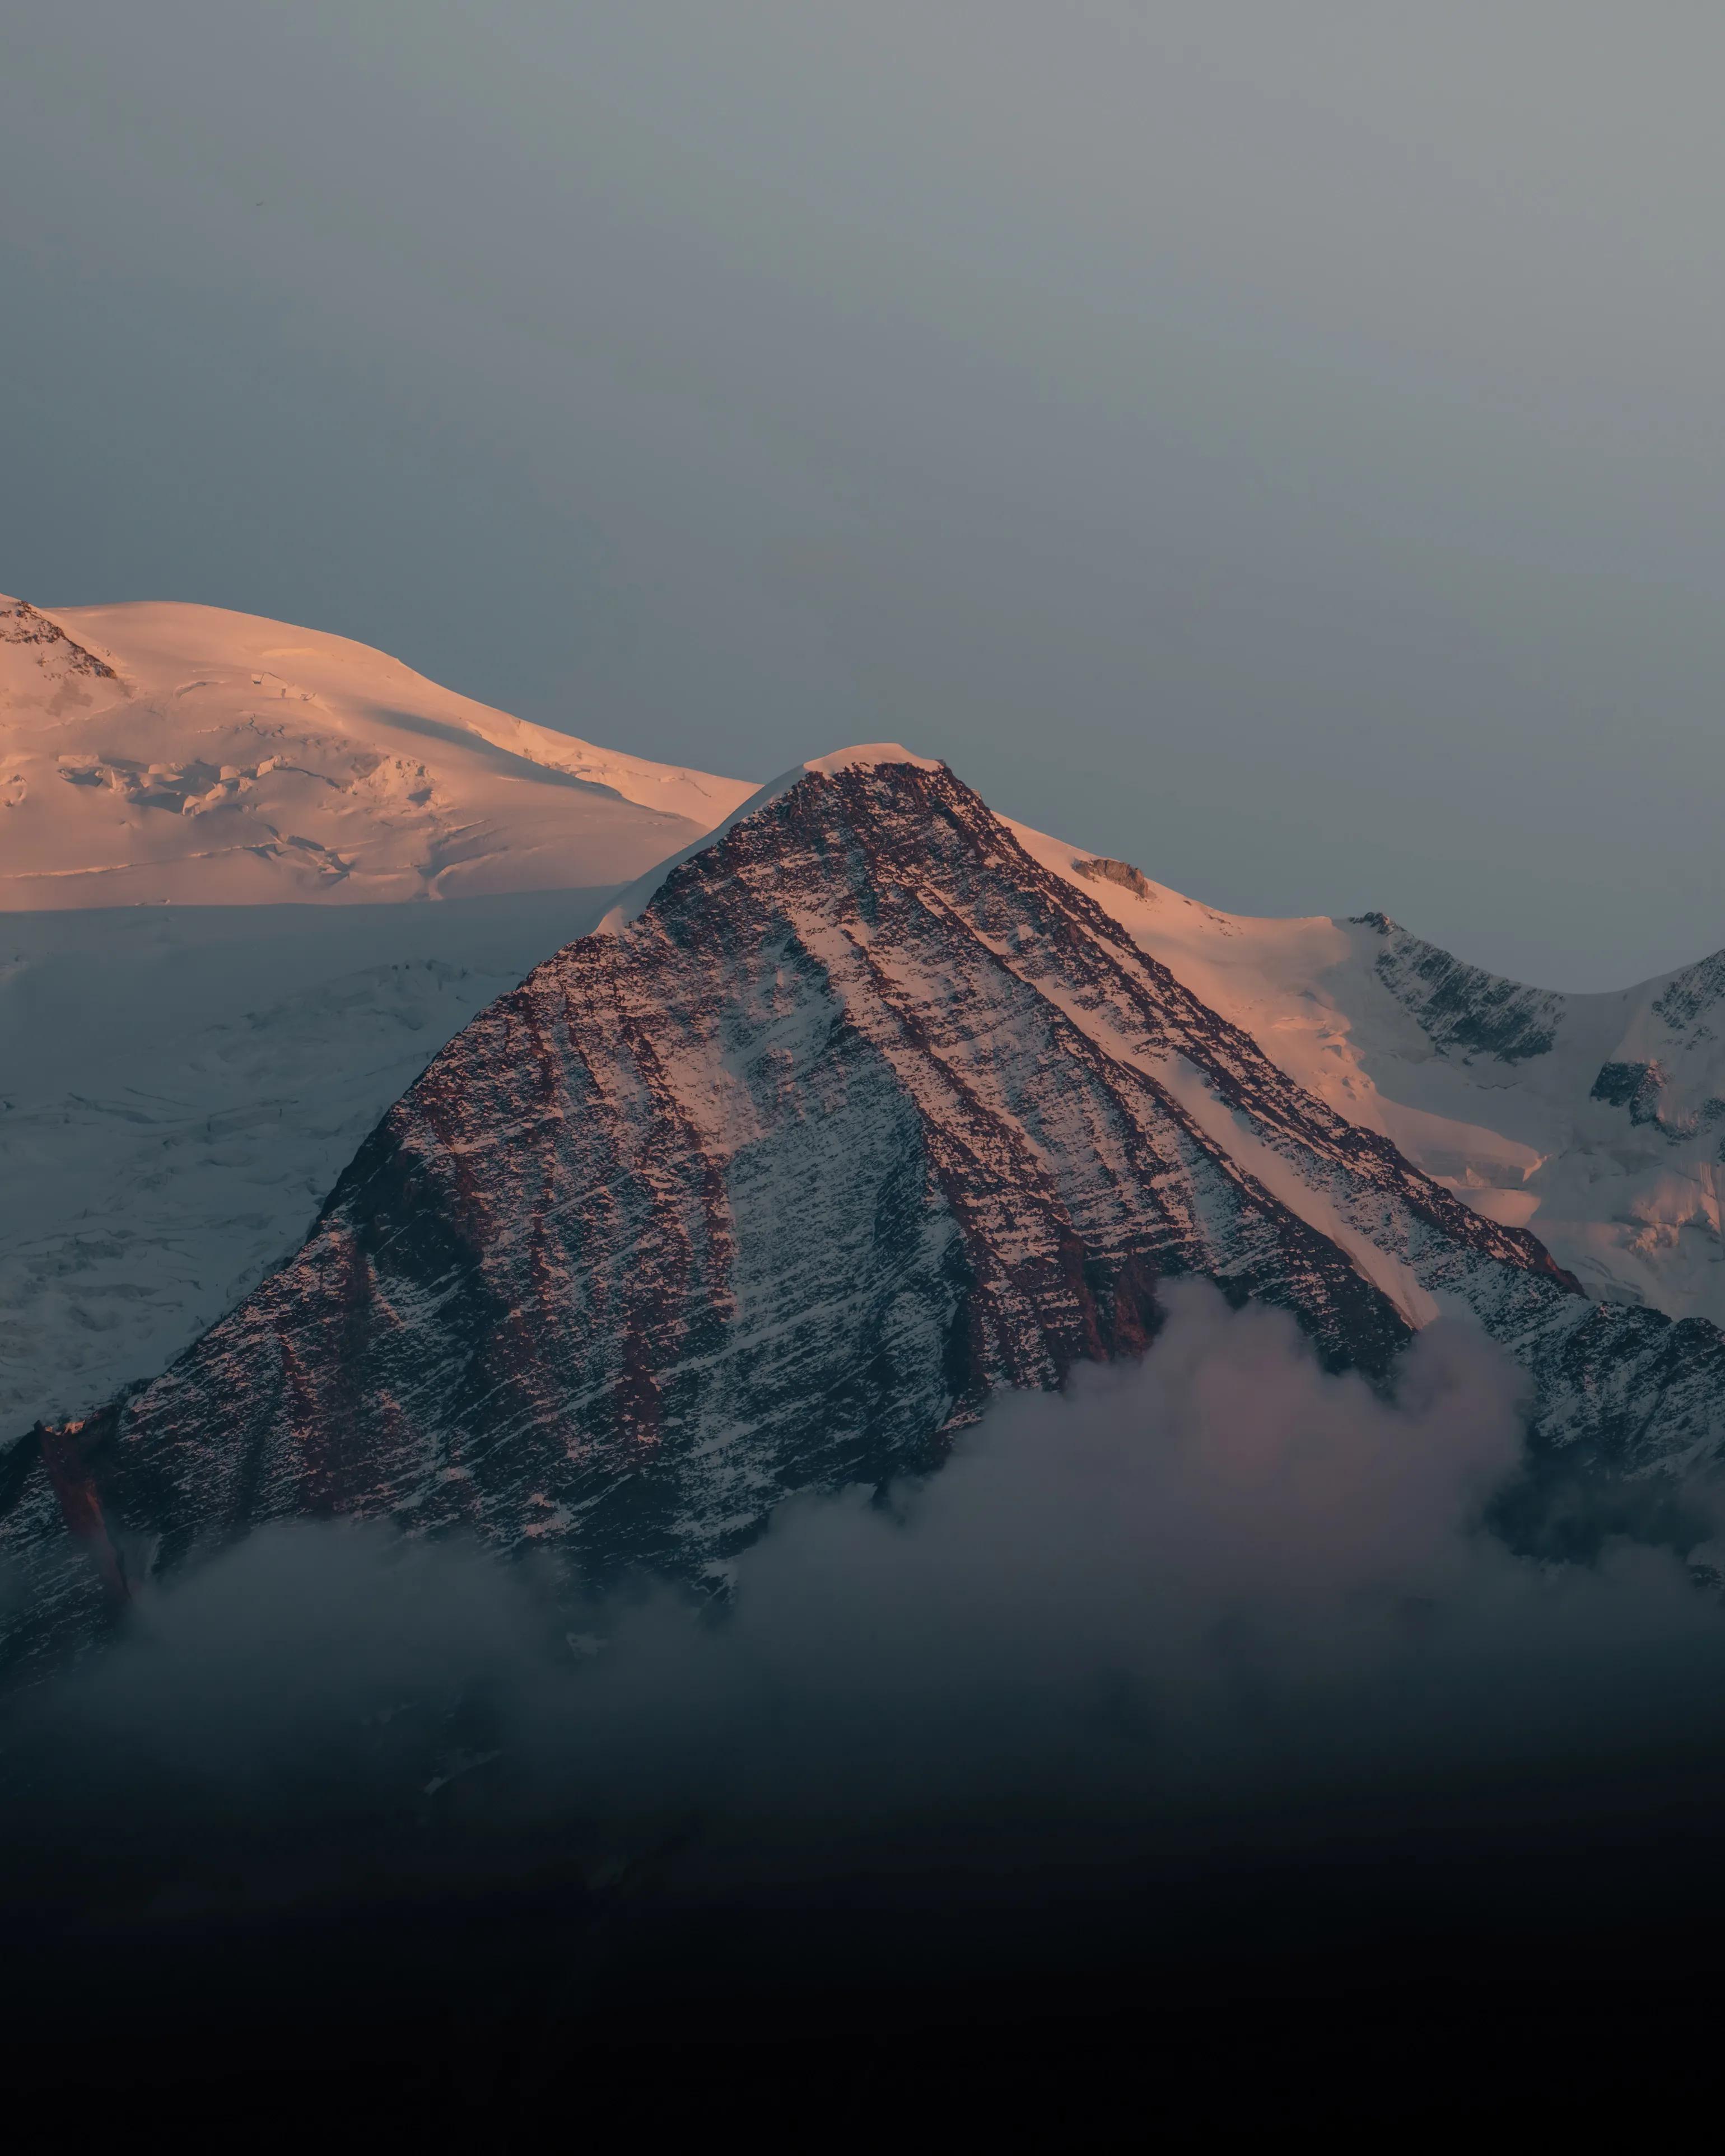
[0,893,620,1431]
[1,595,756,905]
[1011,823,1725,1327]
[0,594,756,1427]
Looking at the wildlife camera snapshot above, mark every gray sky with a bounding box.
[5,3,1723,988]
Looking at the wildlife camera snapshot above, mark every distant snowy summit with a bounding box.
[0,595,757,906]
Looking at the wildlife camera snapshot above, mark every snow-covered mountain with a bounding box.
[1,593,754,904]
[0,595,756,1430]
[1011,825,1725,1329]
[11,752,1724,1669]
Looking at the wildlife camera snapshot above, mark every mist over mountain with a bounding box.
[10,1285,1725,2129]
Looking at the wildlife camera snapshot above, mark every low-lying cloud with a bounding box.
[8,1282,1725,2055]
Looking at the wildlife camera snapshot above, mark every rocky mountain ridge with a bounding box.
[1005,824,1725,1328]
[9,753,1725,1670]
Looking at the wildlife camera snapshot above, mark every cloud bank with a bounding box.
[8,1284,1725,2071]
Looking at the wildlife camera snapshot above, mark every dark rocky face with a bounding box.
[8,758,1725,1669]
[1354,910,1564,1063]
[0,596,118,682]
[1073,853,1157,902]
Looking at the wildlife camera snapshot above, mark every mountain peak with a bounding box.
[43,738,1725,1674]
[735,741,945,827]
[799,743,943,777]
[599,743,946,929]
[745,743,944,819]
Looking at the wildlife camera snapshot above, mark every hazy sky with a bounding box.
[6,3,1724,986]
